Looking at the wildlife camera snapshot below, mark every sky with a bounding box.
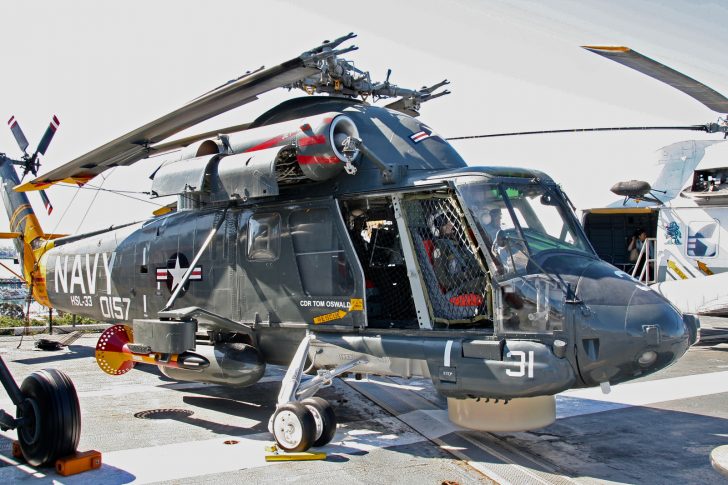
[1,0,727,234]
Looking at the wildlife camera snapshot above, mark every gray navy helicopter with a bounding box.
[0,34,696,455]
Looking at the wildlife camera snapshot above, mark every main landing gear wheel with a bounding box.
[303,397,337,447]
[16,369,81,466]
[272,402,316,452]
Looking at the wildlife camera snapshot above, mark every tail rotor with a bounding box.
[5,115,58,215]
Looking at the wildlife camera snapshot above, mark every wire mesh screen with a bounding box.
[402,195,490,325]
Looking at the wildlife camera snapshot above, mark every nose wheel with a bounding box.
[271,399,337,452]
[271,403,316,452]
[303,397,337,448]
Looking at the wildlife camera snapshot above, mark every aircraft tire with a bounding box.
[16,369,81,466]
[303,397,337,447]
[271,402,316,452]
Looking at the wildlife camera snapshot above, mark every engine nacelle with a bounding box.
[226,111,360,182]
[179,138,224,160]
[150,112,360,203]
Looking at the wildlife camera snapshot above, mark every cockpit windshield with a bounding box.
[458,179,594,276]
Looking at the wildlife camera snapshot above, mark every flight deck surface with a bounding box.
[0,317,726,484]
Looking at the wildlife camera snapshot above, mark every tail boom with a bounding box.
[0,156,53,306]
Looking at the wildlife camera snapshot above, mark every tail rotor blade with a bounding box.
[39,190,53,215]
[36,115,60,155]
[7,116,30,154]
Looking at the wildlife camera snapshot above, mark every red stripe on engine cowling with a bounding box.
[297,155,340,165]
[298,135,326,147]
[243,132,296,153]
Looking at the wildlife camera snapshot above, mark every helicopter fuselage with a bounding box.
[31,99,694,403]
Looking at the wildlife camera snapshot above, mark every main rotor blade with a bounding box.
[7,116,29,154]
[36,115,60,155]
[447,125,710,141]
[17,57,319,192]
[583,46,728,113]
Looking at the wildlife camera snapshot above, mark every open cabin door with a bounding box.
[340,195,419,329]
[340,192,493,330]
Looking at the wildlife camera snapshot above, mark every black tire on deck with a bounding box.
[16,369,81,466]
[303,396,337,447]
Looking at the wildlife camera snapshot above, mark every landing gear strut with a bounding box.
[269,335,362,452]
[0,358,81,466]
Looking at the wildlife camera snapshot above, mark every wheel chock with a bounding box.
[264,443,326,462]
[11,441,22,459]
[11,441,101,476]
[55,450,102,476]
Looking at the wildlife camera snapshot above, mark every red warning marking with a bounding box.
[297,155,340,165]
[298,135,326,146]
[244,132,296,153]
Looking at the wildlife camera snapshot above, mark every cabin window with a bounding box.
[290,208,355,297]
[686,220,719,258]
[248,213,280,261]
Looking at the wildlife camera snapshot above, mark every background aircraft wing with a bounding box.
[582,46,728,113]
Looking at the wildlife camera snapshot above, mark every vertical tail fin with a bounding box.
[0,155,51,306]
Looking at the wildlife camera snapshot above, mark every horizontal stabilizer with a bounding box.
[0,231,67,240]
[43,233,69,240]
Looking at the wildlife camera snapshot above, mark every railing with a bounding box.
[631,237,657,284]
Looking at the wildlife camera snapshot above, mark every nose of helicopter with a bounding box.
[573,259,691,387]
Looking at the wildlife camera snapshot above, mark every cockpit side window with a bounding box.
[459,183,528,276]
[459,180,593,271]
